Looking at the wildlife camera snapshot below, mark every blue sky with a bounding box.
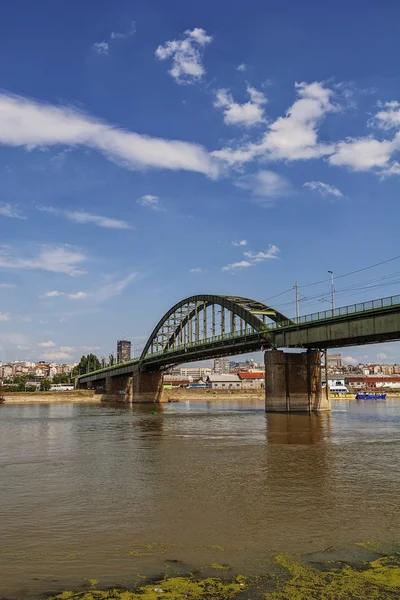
[1,0,400,365]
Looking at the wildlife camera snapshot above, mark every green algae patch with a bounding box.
[266,553,400,599]
[49,575,246,600]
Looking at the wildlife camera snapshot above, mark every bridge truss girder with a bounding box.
[140,294,292,362]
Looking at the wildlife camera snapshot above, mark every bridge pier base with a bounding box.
[265,350,330,413]
[132,370,165,403]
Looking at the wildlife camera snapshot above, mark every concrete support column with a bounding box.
[265,349,330,412]
[132,370,165,403]
[102,374,130,403]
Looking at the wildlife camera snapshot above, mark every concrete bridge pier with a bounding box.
[265,349,330,413]
[102,374,131,402]
[131,368,165,403]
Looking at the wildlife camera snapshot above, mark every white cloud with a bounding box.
[0,283,16,288]
[45,290,64,297]
[214,85,266,127]
[374,101,400,130]
[0,203,25,219]
[92,41,109,55]
[223,243,280,271]
[237,170,291,199]
[232,240,247,247]
[243,245,280,261]
[0,312,11,322]
[377,352,389,360]
[326,101,400,175]
[213,81,336,165]
[111,21,136,39]
[155,27,212,84]
[303,181,343,198]
[38,206,132,229]
[38,341,56,348]
[222,260,253,271]
[42,351,73,360]
[68,292,88,300]
[329,136,395,171]
[189,267,207,273]
[95,273,136,302]
[137,194,162,210]
[0,245,87,276]
[343,356,358,365]
[237,63,247,72]
[0,93,217,177]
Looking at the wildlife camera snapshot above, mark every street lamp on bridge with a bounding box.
[328,270,335,311]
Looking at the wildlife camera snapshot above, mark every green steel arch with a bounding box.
[140,294,292,360]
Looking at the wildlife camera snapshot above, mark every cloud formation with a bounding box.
[155,28,212,84]
[304,181,343,197]
[214,86,266,127]
[92,41,109,55]
[213,81,335,165]
[222,260,253,271]
[232,240,247,247]
[38,206,132,229]
[137,195,163,210]
[0,203,25,219]
[0,245,87,276]
[236,170,291,199]
[222,244,280,270]
[0,312,11,322]
[0,93,217,176]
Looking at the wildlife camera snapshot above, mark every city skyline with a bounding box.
[1,1,400,364]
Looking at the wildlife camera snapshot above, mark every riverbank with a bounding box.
[1,390,96,404]
[46,548,400,599]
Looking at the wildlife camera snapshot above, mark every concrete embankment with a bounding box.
[2,390,96,404]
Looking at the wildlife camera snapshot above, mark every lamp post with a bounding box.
[328,270,335,311]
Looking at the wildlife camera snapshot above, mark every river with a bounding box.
[1,398,400,598]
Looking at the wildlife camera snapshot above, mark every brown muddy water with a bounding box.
[1,398,400,598]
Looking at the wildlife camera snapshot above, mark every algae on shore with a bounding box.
[49,551,400,600]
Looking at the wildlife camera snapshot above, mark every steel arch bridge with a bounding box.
[139,294,292,368]
[77,291,400,385]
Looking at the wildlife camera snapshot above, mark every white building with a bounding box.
[213,358,231,374]
[207,374,242,389]
[179,367,212,380]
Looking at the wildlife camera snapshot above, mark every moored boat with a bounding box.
[355,392,386,400]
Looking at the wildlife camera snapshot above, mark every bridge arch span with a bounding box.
[140,294,292,362]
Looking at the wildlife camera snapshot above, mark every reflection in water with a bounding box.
[1,399,400,598]
[266,412,331,444]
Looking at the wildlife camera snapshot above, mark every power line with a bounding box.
[299,254,400,289]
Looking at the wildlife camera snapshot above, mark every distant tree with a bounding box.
[72,354,101,376]
[25,385,37,392]
[40,379,51,392]
[108,353,115,366]
[52,373,69,384]
[101,357,106,368]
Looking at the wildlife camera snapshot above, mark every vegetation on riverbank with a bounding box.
[48,550,400,600]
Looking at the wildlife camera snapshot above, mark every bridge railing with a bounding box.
[264,293,400,330]
[146,327,257,359]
